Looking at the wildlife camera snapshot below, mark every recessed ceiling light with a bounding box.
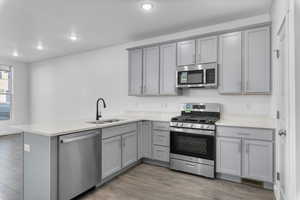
[12,50,19,57]
[69,33,78,41]
[141,2,153,11]
[36,42,44,50]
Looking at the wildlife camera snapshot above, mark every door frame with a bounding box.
[274,6,297,200]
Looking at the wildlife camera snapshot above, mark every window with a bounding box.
[0,65,12,120]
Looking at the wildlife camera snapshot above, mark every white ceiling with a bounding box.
[0,0,272,63]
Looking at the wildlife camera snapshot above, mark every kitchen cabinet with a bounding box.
[242,139,273,182]
[143,46,160,95]
[216,137,241,176]
[244,27,271,94]
[139,121,152,159]
[218,32,242,94]
[102,136,122,179]
[216,126,274,183]
[152,121,170,163]
[160,43,178,95]
[177,40,196,66]
[122,132,138,168]
[128,49,143,96]
[196,36,218,64]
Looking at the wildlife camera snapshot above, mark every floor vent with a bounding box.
[241,178,263,188]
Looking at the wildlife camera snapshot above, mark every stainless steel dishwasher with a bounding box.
[59,130,100,200]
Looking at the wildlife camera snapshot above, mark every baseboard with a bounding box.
[142,158,170,168]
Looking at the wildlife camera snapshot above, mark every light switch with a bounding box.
[24,144,31,152]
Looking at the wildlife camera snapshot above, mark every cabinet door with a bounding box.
[141,121,152,159]
[219,32,242,94]
[122,132,138,168]
[244,27,271,94]
[243,140,273,182]
[177,40,196,66]
[128,49,143,96]
[216,137,242,176]
[143,46,160,95]
[196,36,218,64]
[102,136,122,179]
[160,43,178,95]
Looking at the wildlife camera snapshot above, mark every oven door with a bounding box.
[170,128,215,161]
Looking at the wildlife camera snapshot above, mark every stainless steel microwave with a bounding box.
[176,63,218,88]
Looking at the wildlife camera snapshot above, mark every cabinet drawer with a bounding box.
[102,123,137,139]
[153,145,169,162]
[217,126,273,141]
[152,121,169,131]
[153,130,170,147]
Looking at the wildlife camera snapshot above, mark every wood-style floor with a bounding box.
[79,164,274,200]
[0,134,22,200]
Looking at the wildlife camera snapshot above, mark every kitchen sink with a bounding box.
[87,119,124,124]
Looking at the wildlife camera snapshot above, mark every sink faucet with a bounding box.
[96,98,106,120]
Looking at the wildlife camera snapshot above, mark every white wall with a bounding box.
[0,58,29,125]
[29,15,273,123]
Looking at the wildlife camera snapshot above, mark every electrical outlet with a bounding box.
[24,144,31,152]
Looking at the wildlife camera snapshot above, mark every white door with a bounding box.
[122,132,138,168]
[177,40,196,66]
[216,137,242,176]
[242,139,273,182]
[276,18,289,200]
[218,32,242,94]
[102,136,122,179]
[143,46,160,95]
[196,36,218,64]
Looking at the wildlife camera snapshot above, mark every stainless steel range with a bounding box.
[169,103,221,178]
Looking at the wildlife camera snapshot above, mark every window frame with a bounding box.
[0,65,13,121]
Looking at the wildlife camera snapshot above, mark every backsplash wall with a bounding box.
[29,15,273,123]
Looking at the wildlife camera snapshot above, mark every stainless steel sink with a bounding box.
[87,119,124,124]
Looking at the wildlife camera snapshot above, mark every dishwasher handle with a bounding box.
[60,132,99,144]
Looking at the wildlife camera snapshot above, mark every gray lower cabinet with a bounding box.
[242,139,273,182]
[218,32,242,94]
[216,126,274,183]
[138,121,152,159]
[244,27,271,94]
[102,136,122,179]
[216,137,241,176]
[128,49,143,96]
[151,121,170,163]
[122,132,138,167]
[160,43,178,95]
[143,46,160,95]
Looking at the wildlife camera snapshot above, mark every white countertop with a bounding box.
[0,126,23,136]
[216,115,276,129]
[10,112,276,137]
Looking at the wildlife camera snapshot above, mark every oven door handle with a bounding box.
[170,127,215,136]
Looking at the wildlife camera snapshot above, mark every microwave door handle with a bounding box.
[203,68,207,84]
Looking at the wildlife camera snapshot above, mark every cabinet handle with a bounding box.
[238,143,242,153]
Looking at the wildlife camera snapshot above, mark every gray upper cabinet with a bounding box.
[219,32,242,94]
[143,46,160,95]
[102,136,122,179]
[160,43,178,95]
[122,132,138,168]
[177,40,196,66]
[196,36,218,64]
[242,139,273,182]
[128,49,143,96]
[216,137,241,176]
[244,27,271,94]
